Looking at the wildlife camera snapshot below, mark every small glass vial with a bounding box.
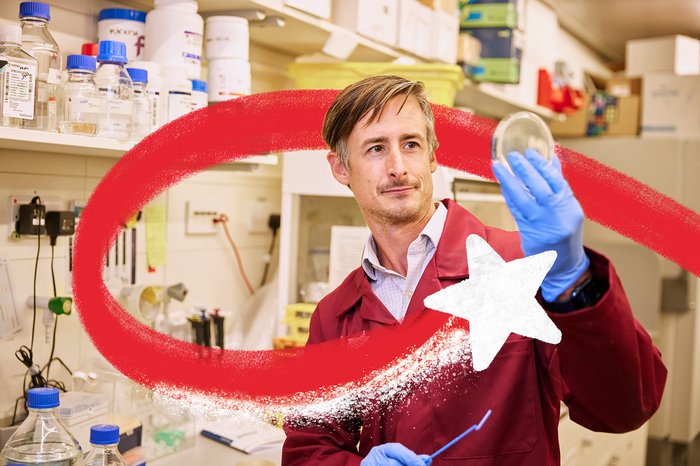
[126,67,151,141]
[0,387,83,465]
[0,24,38,128]
[59,54,102,135]
[19,1,61,132]
[83,424,127,466]
[94,40,133,141]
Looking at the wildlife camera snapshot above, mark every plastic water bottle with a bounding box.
[82,425,126,466]
[0,24,38,128]
[0,387,82,465]
[59,55,102,136]
[126,68,151,141]
[94,40,133,141]
[19,1,61,132]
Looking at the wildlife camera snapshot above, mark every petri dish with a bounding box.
[491,111,554,171]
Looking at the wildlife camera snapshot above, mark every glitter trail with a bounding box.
[73,89,699,406]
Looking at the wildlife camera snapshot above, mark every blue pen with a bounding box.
[200,429,249,455]
[423,409,492,464]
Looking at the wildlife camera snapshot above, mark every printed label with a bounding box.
[168,91,191,121]
[47,68,62,85]
[2,59,37,119]
[106,99,133,116]
[66,96,102,120]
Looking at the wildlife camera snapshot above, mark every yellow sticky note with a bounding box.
[144,204,167,268]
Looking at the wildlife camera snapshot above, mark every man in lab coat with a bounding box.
[282,75,666,465]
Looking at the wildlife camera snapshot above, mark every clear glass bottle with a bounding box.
[59,54,102,136]
[126,67,151,141]
[19,1,61,132]
[0,24,38,128]
[0,387,82,465]
[82,424,126,466]
[94,40,133,141]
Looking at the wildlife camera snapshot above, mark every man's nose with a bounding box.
[387,146,408,178]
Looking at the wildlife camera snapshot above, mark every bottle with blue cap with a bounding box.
[0,387,82,465]
[126,67,151,141]
[190,79,208,111]
[0,24,38,128]
[82,424,126,466]
[59,55,102,136]
[18,1,60,132]
[94,40,133,141]
[97,8,147,63]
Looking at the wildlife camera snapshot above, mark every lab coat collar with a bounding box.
[333,199,488,323]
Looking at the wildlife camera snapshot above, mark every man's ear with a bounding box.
[327,151,350,186]
[430,151,438,173]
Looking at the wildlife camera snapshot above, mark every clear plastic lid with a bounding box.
[491,111,554,171]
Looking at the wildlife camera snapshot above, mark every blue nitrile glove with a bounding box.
[492,148,590,302]
[361,443,432,466]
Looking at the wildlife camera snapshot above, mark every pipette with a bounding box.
[423,409,492,464]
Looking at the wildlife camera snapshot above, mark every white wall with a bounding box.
[0,0,288,425]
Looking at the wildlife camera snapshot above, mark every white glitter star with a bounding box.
[424,234,562,371]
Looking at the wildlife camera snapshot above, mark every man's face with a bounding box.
[328,95,437,226]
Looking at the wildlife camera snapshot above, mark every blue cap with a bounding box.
[191,79,207,93]
[90,424,120,445]
[27,387,60,409]
[67,54,97,72]
[19,2,50,20]
[98,8,147,23]
[127,68,148,84]
[97,40,128,65]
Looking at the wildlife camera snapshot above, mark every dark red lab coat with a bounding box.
[282,199,666,465]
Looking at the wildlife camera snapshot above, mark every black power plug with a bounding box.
[16,200,46,236]
[268,214,281,234]
[45,211,76,246]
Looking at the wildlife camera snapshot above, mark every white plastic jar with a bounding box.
[204,16,249,61]
[144,0,203,80]
[162,66,192,122]
[207,58,251,102]
[98,8,146,63]
[130,60,167,129]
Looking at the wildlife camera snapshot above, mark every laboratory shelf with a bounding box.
[455,81,564,122]
[0,127,278,165]
[114,0,422,62]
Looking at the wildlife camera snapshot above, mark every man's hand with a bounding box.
[492,148,589,302]
[361,443,431,466]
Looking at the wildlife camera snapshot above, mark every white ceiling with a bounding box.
[543,0,700,65]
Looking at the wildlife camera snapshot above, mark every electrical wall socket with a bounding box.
[7,195,63,239]
[245,199,276,233]
[185,200,220,235]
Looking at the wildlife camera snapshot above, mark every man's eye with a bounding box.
[405,141,419,149]
[368,145,383,153]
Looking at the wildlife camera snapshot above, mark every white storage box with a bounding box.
[285,0,331,19]
[641,73,700,138]
[332,0,398,47]
[626,35,700,77]
[397,0,433,59]
[58,391,110,452]
[431,9,459,63]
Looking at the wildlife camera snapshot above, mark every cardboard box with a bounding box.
[398,0,433,59]
[459,0,520,29]
[419,0,459,11]
[431,9,459,63]
[641,73,700,138]
[471,57,520,83]
[285,0,331,19]
[606,76,642,97]
[626,35,700,77]
[606,95,640,136]
[332,0,398,47]
[457,32,481,64]
[465,27,522,58]
[549,93,591,137]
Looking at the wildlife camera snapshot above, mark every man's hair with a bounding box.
[322,75,438,168]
